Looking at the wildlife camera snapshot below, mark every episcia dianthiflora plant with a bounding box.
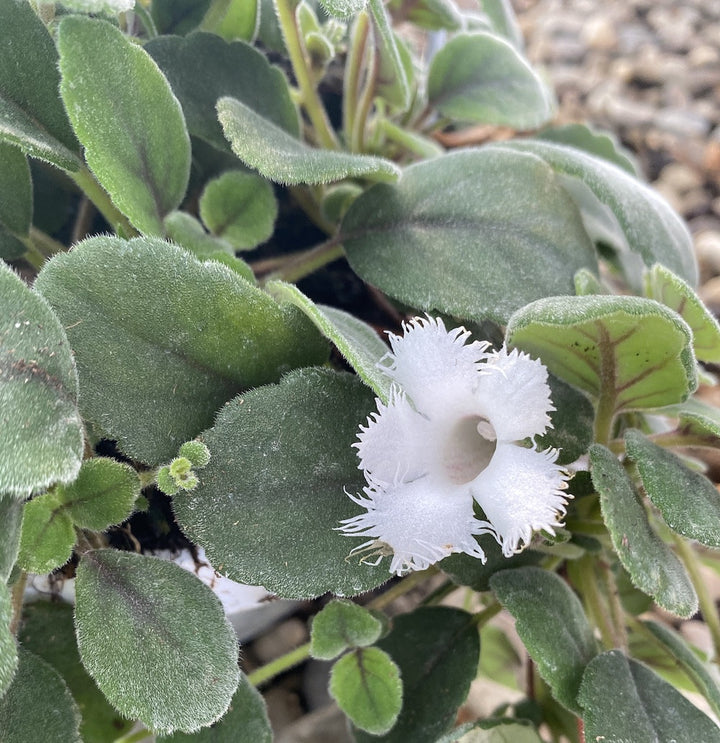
[1,0,720,741]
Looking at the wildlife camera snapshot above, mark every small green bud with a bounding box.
[168,457,192,478]
[178,441,211,469]
[177,472,199,491]
[156,466,179,496]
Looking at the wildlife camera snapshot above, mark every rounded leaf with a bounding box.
[58,457,140,531]
[506,295,697,411]
[578,650,720,743]
[0,647,81,743]
[0,261,83,497]
[35,236,327,464]
[75,549,240,734]
[428,32,553,129]
[330,647,402,735]
[17,493,76,574]
[199,170,277,250]
[172,368,388,599]
[58,16,190,234]
[342,147,596,324]
[311,599,383,660]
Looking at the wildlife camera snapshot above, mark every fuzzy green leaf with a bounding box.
[35,236,327,464]
[354,607,480,743]
[0,143,31,259]
[643,619,720,721]
[0,583,17,700]
[311,599,383,660]
[266,280,391,402]
[331,647,402,735]
[428,33,553,128]
[146,31,299,149]
[199,170,277,250]
[0,496,22,583]
[369,0,411,109]
[536,123,639,176]
[342,147,596,324]
[0,0,80,170]
[506,295,697,411]
[491,567,597,713]
[210,0,260,42]
[58,16,191,235]
[158,674,272,743]
[387,0,462,31]
[590,445,698,618]
[494,140,697,287]
[645,263,720,363]
[152,0,211,35]
[218,96,400,185]
[319,0,366,18]
[75,549,240,735]
[17,493,76,574]
[19,601,133,743]
[0,648,81,742]
[578,650,720,743]
[172,368,388,599]
[57,458,140,531]
[0,261,83,498]
[625,429,720,548]
[479,0,523,47]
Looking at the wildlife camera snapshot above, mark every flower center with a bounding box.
[442,415,497,485]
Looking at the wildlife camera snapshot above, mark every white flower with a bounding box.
[339,316,569,576]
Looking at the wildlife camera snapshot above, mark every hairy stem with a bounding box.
[343,11,370,150]
[69,167,137,237]
[260,237,344,284]
[9,572,28,636]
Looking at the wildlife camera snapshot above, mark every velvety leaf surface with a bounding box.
[642,619,720,720]
[19,601,132,743]
[388,0,461,30]
[218,96,401,185]
[342,147,596,324]
[490,567,597,713]
[625,429,720,547]
[0,142,31,245]
[645,263,720,363]
[75,549,240,734]
[0,647,81,742]
[506,295,697,411]
[0,583,17,700]
[0,495,22,583]
[164,211,234,258]
[311,599,383,660]
[578,650,720,743]
[58,16,191,235]
[369,0,411,109]
[428,33,553,128]
[172,368,388,598]
[199,170,277,249]
[152,0,211,35]
[354,607,480,743]
[590,445,698,618]
[536,123,639,175]
[495,140,697,286]
[159,674,272,743]
[211,0,259,42]
[479,0,524,47]
[17,493,76,574]
[58,457,140,531]
[440,533,542,592]
[319,0,366,18]
[146,31,299,150]
[35,236,327,464]
[266,280,391,401]
[330,647,402,735]
[0,261,83,497]
[0,0,80,170]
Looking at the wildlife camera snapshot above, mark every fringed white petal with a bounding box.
[380,316,490,418]
[339,478,485,575]
[355,390,434,484]
[474,347,554,441]
[471,443,569,557]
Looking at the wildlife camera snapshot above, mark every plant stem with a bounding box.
[369,566,438,611]
[343,11,370,150]
[30,227,67,257]
[470,600,502,627]
[598,559,628,652]
[132,1,158,38]
[574,555,617,651]
[351,32,378,154]
[113,727,153,743]
[674,536,720,661]
[9,572,28,636]
[247,641,312,688]
[260,237,344,284]
[69,167,137,237]
[593,326,617,447]
[274,0,339,151]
